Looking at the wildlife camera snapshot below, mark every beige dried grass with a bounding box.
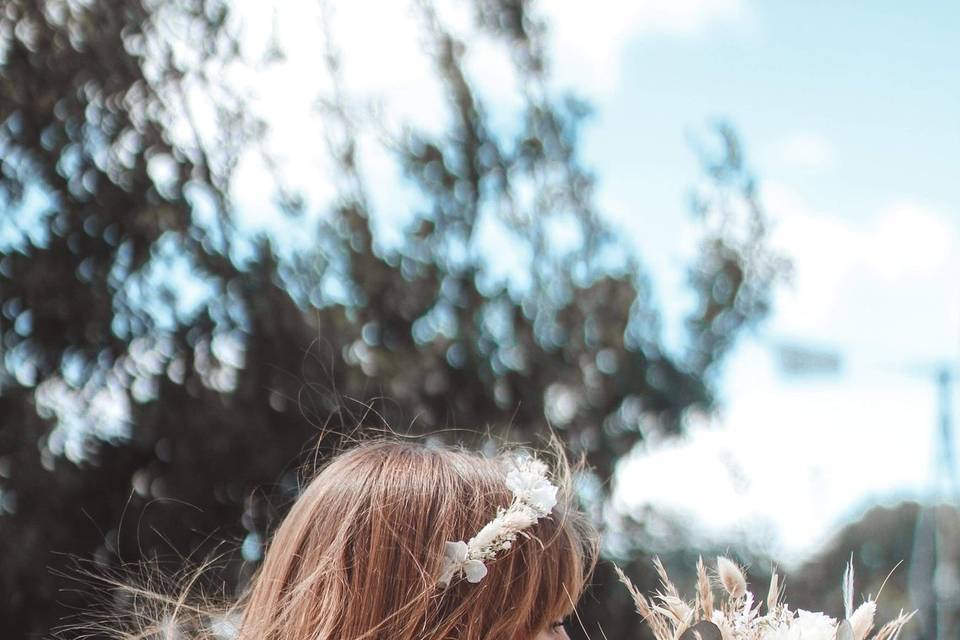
[872,610,916,640]
[696,556,714,621]
[715,556,747,599]
[613,564,673,640]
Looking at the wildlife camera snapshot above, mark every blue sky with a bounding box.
[224,0,960,567]
[554,0,960,566]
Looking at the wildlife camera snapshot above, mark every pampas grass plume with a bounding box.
[659,594,693,625]
[696,556,714,620]
[716,556,747,599]
[766,571,779,612]
[873,609,917,640]
[652,556,681,600]
[614,564,672,640]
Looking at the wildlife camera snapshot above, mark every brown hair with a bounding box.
[88,438,598,640]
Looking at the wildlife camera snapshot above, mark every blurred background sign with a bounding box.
[772,341,843,376]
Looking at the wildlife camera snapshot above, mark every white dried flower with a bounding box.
[792,610,838,640]
[505,458,558,514]
[760,610,837,640]
[440,541,488,584]
[710,610,736,640]
[437,454,558,587]
[848,601,876,640]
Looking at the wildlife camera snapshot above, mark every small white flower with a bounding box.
[505,466,558,514]
[445,540,468,563]
[438,541,469,586]
[790,609,838,640]
[439,539,492,585]
[462,559,488,583]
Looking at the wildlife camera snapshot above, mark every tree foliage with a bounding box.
[0,0,786,637]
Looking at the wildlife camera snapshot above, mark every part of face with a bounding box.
[534,621,570,640]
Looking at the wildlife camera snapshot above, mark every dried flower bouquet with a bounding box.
[615,556,916,640]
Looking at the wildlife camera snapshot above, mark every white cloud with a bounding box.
[774,132,835,171]
[617,338,938,567]
[761,182,960,359]
[866,201,955,282]
[223,0,453,247]
[544,0,753,95]
[236,0,519,141]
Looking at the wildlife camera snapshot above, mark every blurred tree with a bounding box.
[0,0,787,637]
[786,500,945,640]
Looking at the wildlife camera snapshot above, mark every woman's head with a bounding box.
[235,439,598,640]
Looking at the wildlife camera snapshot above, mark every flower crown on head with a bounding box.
[437,454,559,587]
